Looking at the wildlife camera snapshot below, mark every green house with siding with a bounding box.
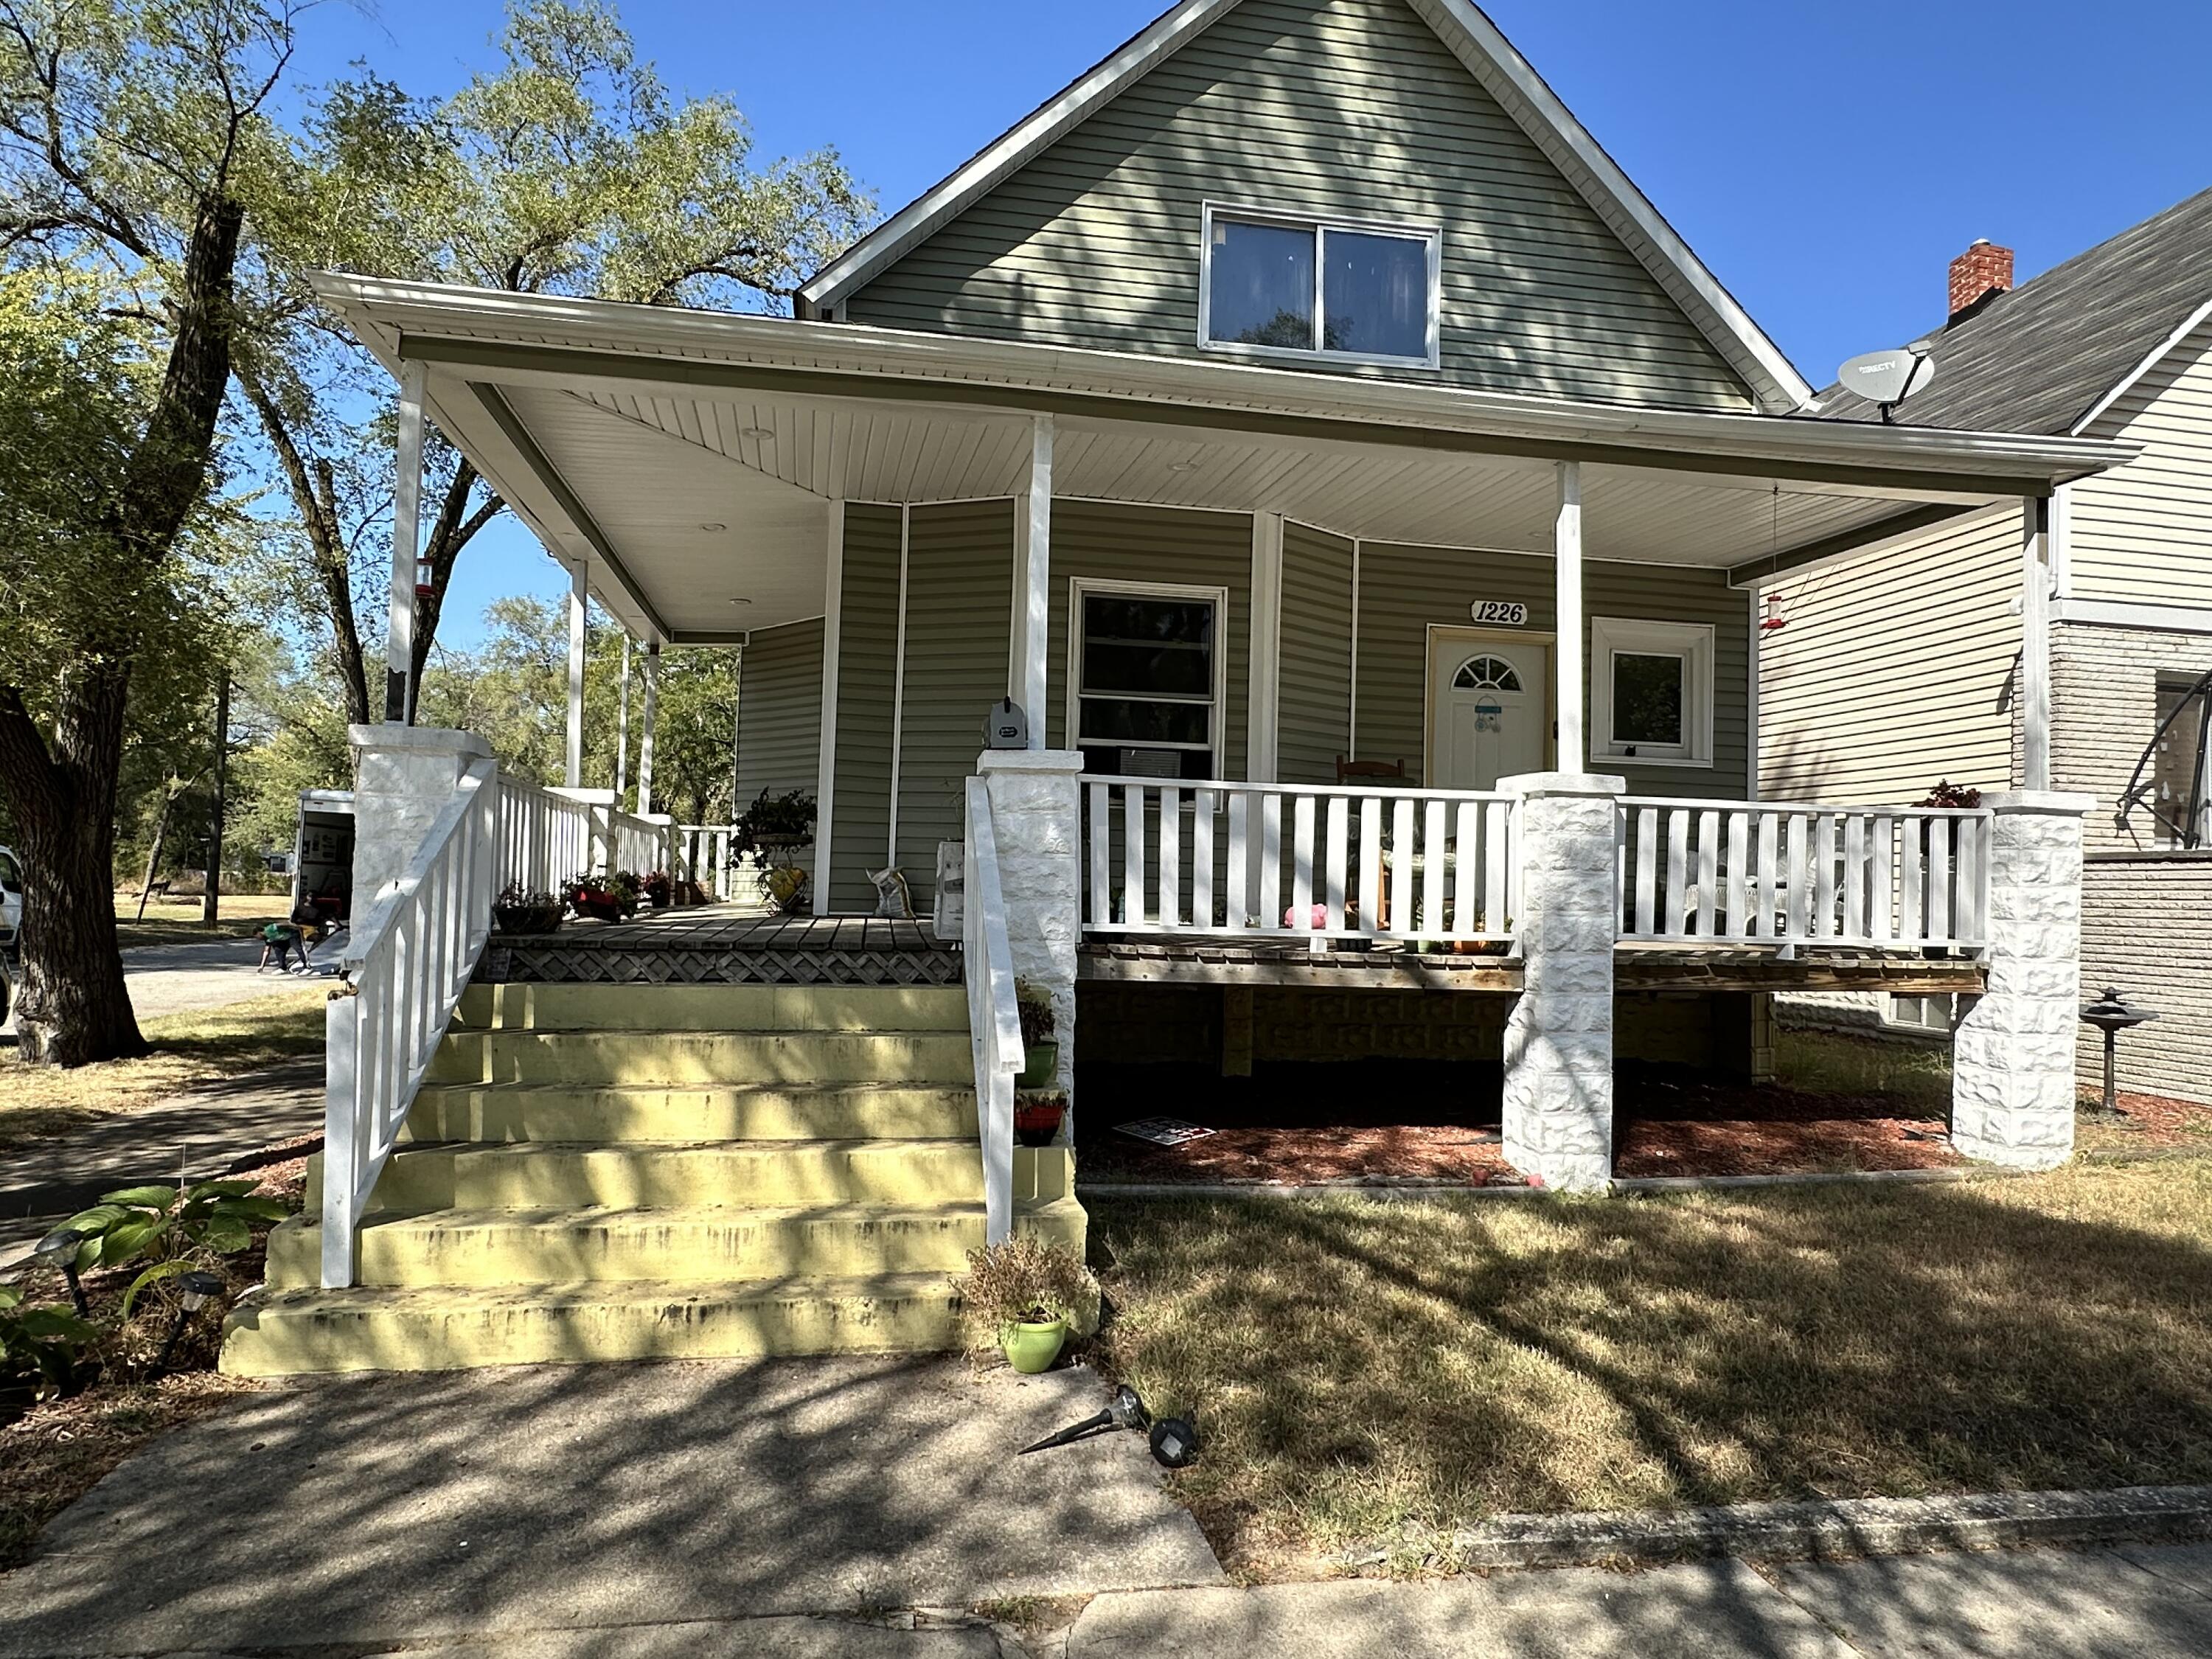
[237,0,2129,1376]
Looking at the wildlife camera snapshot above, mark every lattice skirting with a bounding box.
[475,941,962,986]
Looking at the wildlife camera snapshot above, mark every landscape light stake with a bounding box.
[150,1272,225,1380]
[32,1228,91,1317]
[1019,1384,1202,1469]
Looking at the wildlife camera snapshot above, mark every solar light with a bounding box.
[150,1271,227,1378]
[32,1226,91,1318]
[1020,1383,1150,1455]
[1148,1416,1200,1470]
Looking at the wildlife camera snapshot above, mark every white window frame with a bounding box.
[1197,201,1443,371]
[1590,616,1715,768]
[1066,577,1230,776]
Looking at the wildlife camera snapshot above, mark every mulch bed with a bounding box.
[1613,1068,1961,1178]
[2078,1089,2212,1155]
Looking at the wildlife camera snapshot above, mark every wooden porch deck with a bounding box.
[1080,937,1989,994]
[474,905,961,986]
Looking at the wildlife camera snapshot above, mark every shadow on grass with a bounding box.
[1090,1158,2212,1559]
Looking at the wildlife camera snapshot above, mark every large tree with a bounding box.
[242,0,869,726]
[0,0,299,1063]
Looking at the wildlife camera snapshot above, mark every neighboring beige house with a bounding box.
[1760,193,2212,1101]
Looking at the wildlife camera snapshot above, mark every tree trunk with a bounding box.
[0,189,243,1065]
[202,675,229,924]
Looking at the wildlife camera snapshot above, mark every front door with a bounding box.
[1427,630,1549,791]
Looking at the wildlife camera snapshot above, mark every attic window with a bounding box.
[1200,205,1440,368]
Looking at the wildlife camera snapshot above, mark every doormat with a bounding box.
[1115,1117,1217,1147]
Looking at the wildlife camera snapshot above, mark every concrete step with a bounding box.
[347,1138,991,1211]
[220,1272,967,1376]
[262,1197,1088,1290]
[425,1029,976,1088]
[454,983,968,1034]
[405,1082,980,1145]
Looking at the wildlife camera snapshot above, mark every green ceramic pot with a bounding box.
[999,1316,1068,1374]
[1016,1040,1059,1088]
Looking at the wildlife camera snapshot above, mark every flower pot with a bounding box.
[1015,1100,1065,1148]
[1016,1040,1059,1088]
[572,894,626,923]
[493,904,563,934]
[999,1316,1068,1374]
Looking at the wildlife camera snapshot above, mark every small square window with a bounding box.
[1590,618,1714,766]
[1071,582,1223,780]
[1201,206,1439,367]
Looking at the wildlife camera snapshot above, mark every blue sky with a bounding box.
[304,0,2212,643]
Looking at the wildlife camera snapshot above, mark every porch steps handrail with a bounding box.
[1615,796,1994,950]
[321,757,501,1288]
[962,776,1023,1245]
[1079,774,1518,947]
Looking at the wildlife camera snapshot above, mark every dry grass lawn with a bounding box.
[1088,1156,2212,1568]
[109,894,291,950]
[0,991,324,1150]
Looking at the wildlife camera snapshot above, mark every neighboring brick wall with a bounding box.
[2080,854,2212,1104]
[2048,622,2212,854]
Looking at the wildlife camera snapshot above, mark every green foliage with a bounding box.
[0,1287,98,1404]
[953,1237,1096,1343]
[1015,980,1056,1046]
[734,787,815,853]
[63,1180,289,1308]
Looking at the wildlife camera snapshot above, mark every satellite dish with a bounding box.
[1837,346,1936,422]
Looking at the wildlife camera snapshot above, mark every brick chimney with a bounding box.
[1948,239,2014,324]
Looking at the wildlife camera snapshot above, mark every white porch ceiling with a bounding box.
[488,379,1929,638]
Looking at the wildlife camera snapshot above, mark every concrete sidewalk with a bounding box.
[0,1356,1223,1656]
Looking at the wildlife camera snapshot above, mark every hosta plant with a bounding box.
[61,1180,289,1317]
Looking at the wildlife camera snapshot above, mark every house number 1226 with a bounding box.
[1470,600,1528,625]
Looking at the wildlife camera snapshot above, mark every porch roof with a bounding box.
[315,275,2136,644]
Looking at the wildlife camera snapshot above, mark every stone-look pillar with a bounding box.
[977,750,1083,1125]
[349,726,493,912]
[1952,790,2095,1167]
[1500,771,1624,1191]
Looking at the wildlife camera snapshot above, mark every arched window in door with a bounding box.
[1452,655,1522,692]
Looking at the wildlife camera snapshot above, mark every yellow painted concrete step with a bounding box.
[353,1138,989,1211]
[220,1273,966,1377]
[261,1196,1088,1290]
[454,983,968,1033]
[404,1082,979,1144]
[425,1029,975,1088]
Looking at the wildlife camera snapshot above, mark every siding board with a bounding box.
[2070,327,2212,608]
[848,0,1754,411]
[829,504,902,911]
[1279,523,1355,782]
[735,618,824,813]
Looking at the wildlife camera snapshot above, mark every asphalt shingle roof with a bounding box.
[1810,185,2212,436]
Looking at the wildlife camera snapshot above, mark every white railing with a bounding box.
[962,776,1022,1245]
[677,824,742,900]
[322,757,501,1287]
[494,774,594,895]
[1081,777,1517,947]
[1616,797,1992,950]
[608,807,665,877]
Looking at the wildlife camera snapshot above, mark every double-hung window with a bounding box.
[2151,672,2212,849]
[1071,580,1224,780]
[1590,617,1715,767]
[1200,205,1441,368]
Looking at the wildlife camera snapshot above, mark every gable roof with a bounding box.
[1813,185,2212,436]
[796,0,1814,413]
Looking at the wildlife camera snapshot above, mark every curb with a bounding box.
[1340,1485,2212,1572]
[1079,1181,1540,1202]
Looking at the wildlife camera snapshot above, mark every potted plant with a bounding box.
[735,787,816,858]
[1015,981,1057,1087]
[952,1236,1096,1374]
[563,870,640,923]
[760,860,810,915]
[1015,1089,1067,1148]
[493,881,564,933]
[641,869,672,908]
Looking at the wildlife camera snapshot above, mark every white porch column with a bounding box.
[564,561,588,790]
[639,641,660,815]
[1247,512,1284,783]
[348,724,493,905]
[1500,769,1624,1191]
[1010,415,1054,745]
[1952,790,2094,1168]
[2020,494,2053,791]
[613,633,631,803]
[978,748,1084,1112]
[813,502,846,912]
[1554,462,1585,772]
[385,359,426,723]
